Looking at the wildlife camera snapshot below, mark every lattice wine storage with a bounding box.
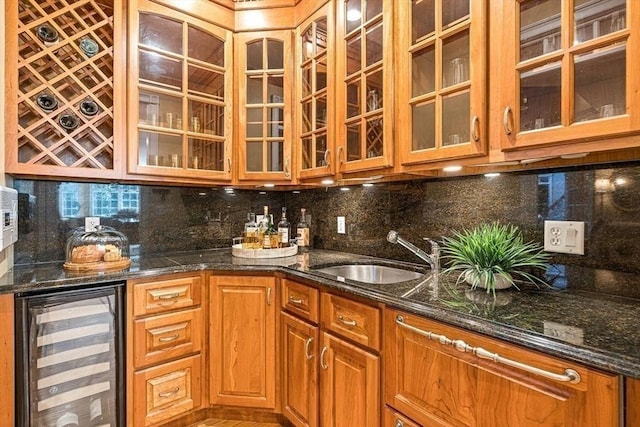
[8,0,121,175]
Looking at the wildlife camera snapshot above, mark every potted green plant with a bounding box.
[441,222,550,295]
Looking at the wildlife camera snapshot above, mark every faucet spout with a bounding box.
[387,230,439,273]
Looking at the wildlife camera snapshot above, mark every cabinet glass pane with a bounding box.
[139,13,182,54]
[347,80,361,118]
[346,35,362,76]
[246,142,262,171]
[139,51,182,89]
[346,0,362,33]
[188,138,224,170]
[520,0,561,61]
[247,76,263,104]
[442,30,469,88]
[366,70,383,112]
[366,0,382,21]
[366,23,383,66]
[412,102,435,150]
[412,0,435,43]
[574,45,625,122]
[317,95,327,128]
[366,117,383,157]
[302,25,314,61]
[267,76,284,103]
[316,134,328,167]
[139,131,182,167]
[267,141,283,171]
[442,92,470,145]
[188,65,223,98]
[574,0,626,44]
[347,123,362,161]
[520,63,561,131]
[317,18,328,54]
[267,40,284,69]
[268,107,284,137]
[188,26,224,66]
[189,101,224,136]
[302,65,312,96]
[139,90,181,129]
[443,0,470,28]
[302,100,312,133]
[246,108,262,137]
[317,57,328,90]
[302,136,312,169]
[412,45,435,97]
[247,41,263,70]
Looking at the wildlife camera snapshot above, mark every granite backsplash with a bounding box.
[13,162,640,296]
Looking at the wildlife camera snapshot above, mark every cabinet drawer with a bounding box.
[132,274,202,316]
[133,308,202,368]
[133,354,201,427]
[321,292,381,351]
[384,406,421,427]
[282,279,319,323]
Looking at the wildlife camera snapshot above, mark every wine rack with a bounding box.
[8,0,121,176]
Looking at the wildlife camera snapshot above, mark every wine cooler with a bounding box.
[15,282,125,427]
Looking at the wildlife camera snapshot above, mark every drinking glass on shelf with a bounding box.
[600,104,615,118]
[542,35,555,54]
[449,57,466,85]
[610,11,625,32]
[534,118,545,129]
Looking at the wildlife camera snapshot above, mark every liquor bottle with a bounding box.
[89,395,105,426]
[243,213,258,249]
[296,208,310,247]
[277,207,291,248]
[262,208,277,249]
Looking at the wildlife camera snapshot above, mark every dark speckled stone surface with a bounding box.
[2,248,638,378]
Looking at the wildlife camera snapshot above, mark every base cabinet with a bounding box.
[384,309,620,427]
[209,275,278,409]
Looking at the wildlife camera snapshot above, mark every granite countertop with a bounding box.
[2,248,639,378]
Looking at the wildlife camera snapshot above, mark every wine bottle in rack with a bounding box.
[89,395,105,426]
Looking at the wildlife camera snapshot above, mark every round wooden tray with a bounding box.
[232,244,298,259]
[63,258,131,272]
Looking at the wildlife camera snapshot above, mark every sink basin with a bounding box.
[313,264,424,284]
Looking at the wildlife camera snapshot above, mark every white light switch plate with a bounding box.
[337,216,346,234]
[543,220,584,255]
[85,216,100,232]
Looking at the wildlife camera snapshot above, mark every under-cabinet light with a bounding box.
[443,165,463,172]
[484,172,501,178]
[321,179,334,185]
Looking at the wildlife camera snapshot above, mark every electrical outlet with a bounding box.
[543,220,585,255]
[85,216,100,232]
[337,216,346,234]
[543,321,584,345]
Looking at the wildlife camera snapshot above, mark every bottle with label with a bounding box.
[262,208,278,249]
[55,410,79,427]
[297,208,310,247]
[89,395,105,426]
[243,213,258,248]
[277,207,291,248]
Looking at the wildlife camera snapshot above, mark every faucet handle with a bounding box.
[422,237,440,253]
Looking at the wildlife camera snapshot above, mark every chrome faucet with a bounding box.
[387,230,439,273]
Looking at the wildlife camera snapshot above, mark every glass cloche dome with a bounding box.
[64,225,131,270]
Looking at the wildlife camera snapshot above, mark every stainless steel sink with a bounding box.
[313,264,424,284]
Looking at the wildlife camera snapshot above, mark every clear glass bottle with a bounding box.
[243,212,258,249]
[262,206,278,249]
[277,207,291,247]
[296,208,310,247]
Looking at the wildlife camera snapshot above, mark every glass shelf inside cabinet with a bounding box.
[520,0,561,61]
[574,0,626,44]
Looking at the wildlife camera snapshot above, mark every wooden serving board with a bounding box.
[63,258,131,272]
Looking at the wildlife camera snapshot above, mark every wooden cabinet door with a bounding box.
[127,0,233,182]
[319,331,380,427]
[334,0,394,174]
[500,0,640,155]
[385,309,620,427]
[209,275,278,409]
[235,30,294,182]
[395,0,488,168]
[281,312,319,427]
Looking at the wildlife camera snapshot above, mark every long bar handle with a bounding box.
[320,346,329,369]
[471,115,480,142]
[159,334,180,342]
[289,295,304,305]
[267,287,272,306]
[503,106,513,135]
[304,337,314,360]
[158,387,180,398]
[157,292,180,300]
[324,150,330,167]
[395,315,581,384]
[227,157,232,173]
[337,314,357,327]
[338,146,344,164]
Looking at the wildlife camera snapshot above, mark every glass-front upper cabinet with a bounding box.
[236,30,294,182]
[128,1,232,181]
[335,0,394,174]
[395,0,487,167]
[501,0,640,152]
[297,3,336,181]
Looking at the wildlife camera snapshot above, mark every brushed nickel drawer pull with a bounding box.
[320,346,328,369]
[158,387,180,398]
[288,295,304,305]
[337,314,357,327]
[395,315,581,384]
[324,149,330,167]
[471,115,480,142]
[159,334,180,342]
[304,337,314,360]
[157,292,180,300]
[395,420,404,427]
[503,106,513,135]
